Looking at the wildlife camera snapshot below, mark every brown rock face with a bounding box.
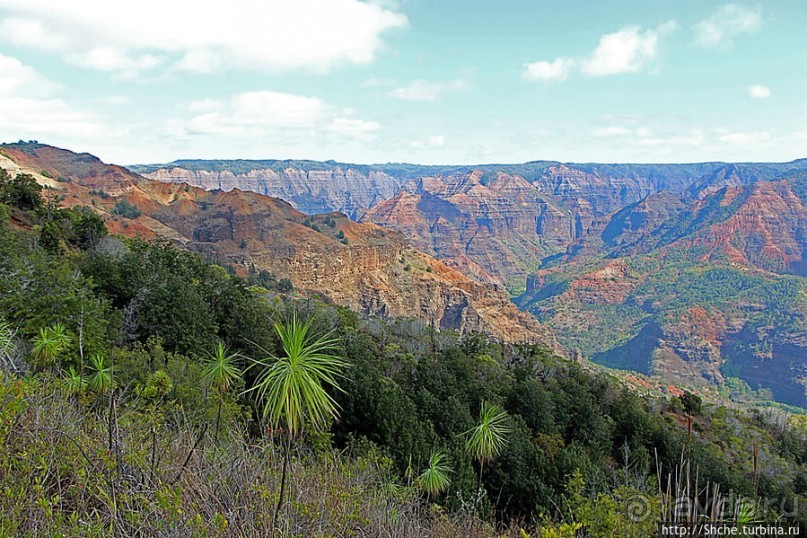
[363,171,574,289]
[1,143,562,349]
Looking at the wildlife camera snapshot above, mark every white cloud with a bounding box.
[633,129,705,147]
[410,135,446,149]
[748,84,771,99]
[522,57,575,82]
[0,97,102,138]
[0,53,105,140]
[323,118,381,141]
[591,123,703,147]
[99,95,130,106]
[0,16,66,50]
[581,22,676,77]
[168,90,380,142]
[694,4,763,49]
[389,79,466,101]
[592,126,632,137]
[719,130,770,145]
[0,0,408,76]
[524,21,675,83]
[67,48,164,73]
[0,52,57,97]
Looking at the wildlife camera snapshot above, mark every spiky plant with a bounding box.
[417,451,452,500]
[63,367,86,396]
[244,312,347,530]
[31,323,71,371]
[203,342,242,440]
[464,401,511,488]
[87,354,113,396]
[737,500,759,527]
[32,327,57,369]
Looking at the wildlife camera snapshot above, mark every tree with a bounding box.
[203,342,242,440]
[680,391,702,416]
[39,219,62,254]
[464,401,510,489]
[0,170,43,211]
[417,451,452,500]
[245,313,347,531]
[69,207,107,250]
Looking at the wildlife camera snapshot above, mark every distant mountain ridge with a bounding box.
[132,157,807,218]
[134,158,807,288]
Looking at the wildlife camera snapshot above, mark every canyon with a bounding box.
[137,155,807,407]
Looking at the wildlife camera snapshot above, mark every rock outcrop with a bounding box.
[363,171,574,289]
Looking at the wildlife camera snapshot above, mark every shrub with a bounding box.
[111,199,141,219]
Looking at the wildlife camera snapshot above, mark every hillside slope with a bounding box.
[0,142,561,348]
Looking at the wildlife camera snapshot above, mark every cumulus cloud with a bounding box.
[168,90,380,142]
[581,21,676,77]
[388,80,466,101]
[747,84,771,99]
[522,57,575,82]
[694,4,763,49]
[524,21,676,83]
[0,52,57,97]
[0,53,103,140]
[0,0,408,76]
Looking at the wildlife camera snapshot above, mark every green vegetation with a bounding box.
[112,198,142,219]
[246,313,347,528]
[519,254,807,406]
[0,168,43,211]
[417,451,452,498]
[0,194,804,536]
[203,342,241,440]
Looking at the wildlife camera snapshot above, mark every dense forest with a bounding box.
[1,171,805,536]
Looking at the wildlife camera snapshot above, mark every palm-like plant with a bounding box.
[87,354,113,396]
[63,366,87,396]
[464,401,511,488]
[203,342,242,440]
[417,451,452,500]
[31,323,72,372]
[245,313,347,530]
[32,327,57,369]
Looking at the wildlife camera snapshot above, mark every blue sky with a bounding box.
[0,0,805,165]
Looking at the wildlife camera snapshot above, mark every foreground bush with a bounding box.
[0,373,510,537]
